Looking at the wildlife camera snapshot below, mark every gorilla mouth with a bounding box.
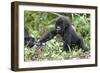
[56,26,62,33]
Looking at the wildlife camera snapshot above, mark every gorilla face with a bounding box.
[55,16,71,33]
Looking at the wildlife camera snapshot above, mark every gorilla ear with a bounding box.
[65,17,71,26]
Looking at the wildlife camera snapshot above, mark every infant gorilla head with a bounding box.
[38,16,87,52]
[55,16,71,33]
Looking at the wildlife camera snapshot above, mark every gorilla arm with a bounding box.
[39,29,57,43]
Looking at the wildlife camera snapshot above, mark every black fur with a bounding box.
[24,27,35,48]
[38,16,87,51]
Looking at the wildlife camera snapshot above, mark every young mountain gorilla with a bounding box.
[38,16,87,52]
[24,27,35,48]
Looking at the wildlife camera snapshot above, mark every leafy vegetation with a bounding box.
[24,11,90,61]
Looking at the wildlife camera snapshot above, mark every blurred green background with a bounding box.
[24,11,90,61]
